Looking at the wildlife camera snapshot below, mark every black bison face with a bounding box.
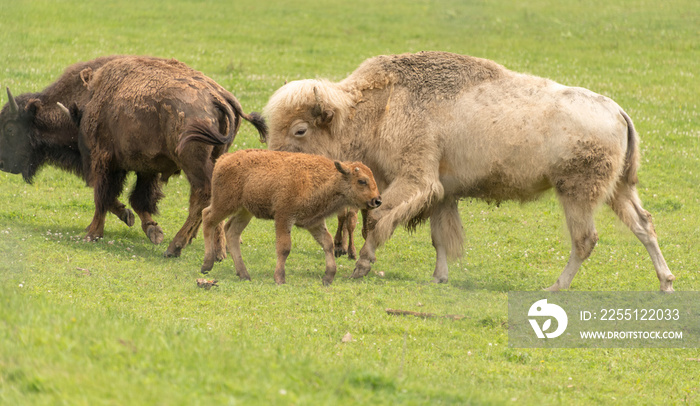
[0,88,39,181]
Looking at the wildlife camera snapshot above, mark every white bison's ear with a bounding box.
[334,161,350,176]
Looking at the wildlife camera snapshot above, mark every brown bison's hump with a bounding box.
[88,56,218,100]
[350,51,508,99]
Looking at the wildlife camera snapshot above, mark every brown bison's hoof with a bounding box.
[239,275,251,281]
[146,224,164,244]
[347,251,357,260]
[120,209,135,227]
[322,277,334,286]
[84,233,103,242]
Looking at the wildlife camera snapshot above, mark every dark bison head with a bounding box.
[0,88,37,181]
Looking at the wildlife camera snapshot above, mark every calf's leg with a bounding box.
[308,221,338,286]
[609,183,675,291]
[334,211,349,257]
[274,218,293,285]
[223,210,253,281]
[334,209,358,259]
[129,172,165,244]
[165,151,222,257]
[200,203,236,274]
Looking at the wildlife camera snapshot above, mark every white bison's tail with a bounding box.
[620,109,640,185]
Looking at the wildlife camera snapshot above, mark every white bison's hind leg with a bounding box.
[430,198,463,283]
[609,183,675,292]
[546,195,599,291]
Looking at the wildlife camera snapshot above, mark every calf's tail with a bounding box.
[620,109,640,185]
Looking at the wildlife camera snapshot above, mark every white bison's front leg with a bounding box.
[351,178,444,279]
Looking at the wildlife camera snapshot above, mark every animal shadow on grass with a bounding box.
[22,220,168,261]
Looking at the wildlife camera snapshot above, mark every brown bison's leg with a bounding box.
[334,211,349,258]
[274,218,293,285]
[308,221,338,286]
[429,199,463,283]
[85,169,128,242]
[108,200,135,227]
[129,172,165,244]
[609,183,675,292]
[223,210,253,281]
[164,159,219,258]
[352,179,444,279]
[545,196,599,291]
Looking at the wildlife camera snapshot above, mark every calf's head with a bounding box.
[0,88,37,180]
[334,161,382,210]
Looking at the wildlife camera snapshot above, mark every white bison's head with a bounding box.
[263,79,353,160]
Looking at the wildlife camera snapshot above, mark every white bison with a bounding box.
[262,51,675,291]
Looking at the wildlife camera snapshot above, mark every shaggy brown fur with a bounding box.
[65,56,267,256]
[188,149,382,285]
[0,56,137,227]
[263,51,674,291]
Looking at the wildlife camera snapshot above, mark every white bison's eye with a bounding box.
[291,122,309,138]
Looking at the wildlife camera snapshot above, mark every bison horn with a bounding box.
[6,87,18,115]
[56,102,71,117]
[313,86,324,108]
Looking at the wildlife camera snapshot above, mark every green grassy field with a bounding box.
[1,0,699,404]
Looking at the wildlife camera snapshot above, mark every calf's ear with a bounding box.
[334,161,350,176]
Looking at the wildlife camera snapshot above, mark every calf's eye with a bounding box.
[358,179,368,186]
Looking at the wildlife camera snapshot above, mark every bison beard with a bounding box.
[262,51,675,292]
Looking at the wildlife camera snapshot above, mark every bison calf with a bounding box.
[188,148,381,285]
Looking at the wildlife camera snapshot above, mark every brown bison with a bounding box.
[1,56,136,226]
[262,51,675,291]
[175,143,381,285]
[1,56,267,257]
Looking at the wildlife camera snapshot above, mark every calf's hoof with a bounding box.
[334,246,347,258]
[322,277,334,286]
[146,224,164,245]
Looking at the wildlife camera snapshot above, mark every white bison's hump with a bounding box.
[350,51,507,99]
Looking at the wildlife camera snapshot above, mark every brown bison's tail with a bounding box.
[177,118,233,154]
[620,109,640,185]
[222,93,268,143]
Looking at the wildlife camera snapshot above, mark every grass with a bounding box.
[1,0,699,404]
